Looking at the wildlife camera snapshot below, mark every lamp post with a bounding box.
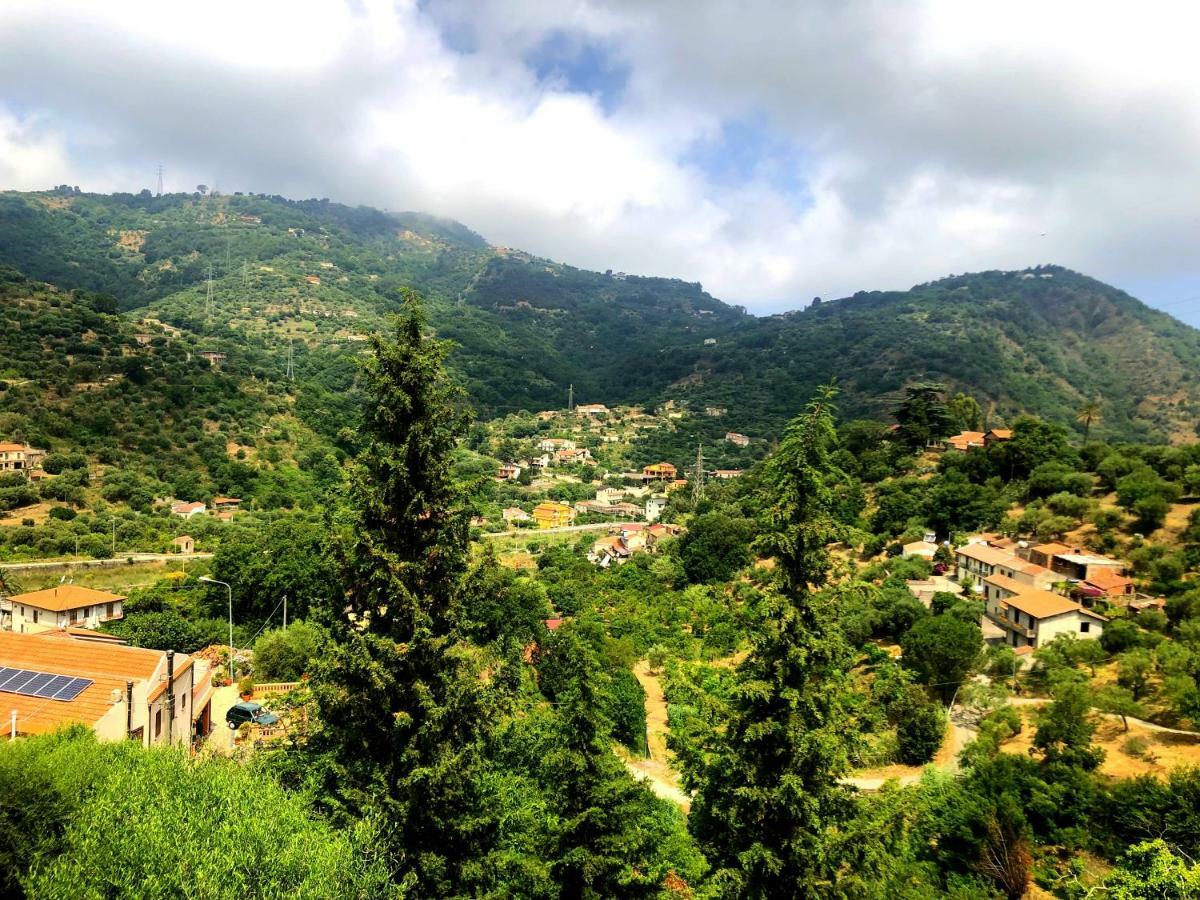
[199,577,234,683]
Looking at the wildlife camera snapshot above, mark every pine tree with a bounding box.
[311,295,498,893]
[690,385,859,897]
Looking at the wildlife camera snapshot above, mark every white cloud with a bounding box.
[1,0,1199,313]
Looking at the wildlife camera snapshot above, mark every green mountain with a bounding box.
[2,188,1199,449]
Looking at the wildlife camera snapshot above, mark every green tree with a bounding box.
[1033,678,1104,771]
[1076,399,1102,442]
[1099,839,1200,899]
[900,615,982,703]
[1094,684,1144,732]
[253,621,326,682]
[948,392,983,432]
[676,511,755,583]
[690,385,858,895]
[311,299,501,894]
[893,686,946,765]
[1117,648,1155,701]
[894,383,953,450]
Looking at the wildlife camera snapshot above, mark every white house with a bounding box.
[8,586,125,634]
[171,501,206,519]
[983,587,1106,649]
[645,495,668,522]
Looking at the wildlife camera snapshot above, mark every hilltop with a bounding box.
[2,189,1200,447]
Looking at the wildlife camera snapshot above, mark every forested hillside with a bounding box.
[669,268,1200,444]
[3,189,1200,444]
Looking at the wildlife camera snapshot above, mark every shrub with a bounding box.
[1122,736,1151,759]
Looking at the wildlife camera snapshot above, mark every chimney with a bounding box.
[165,651,175,745]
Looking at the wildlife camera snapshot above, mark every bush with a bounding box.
[253,622,326,682]
[47,506,76,521]
[894,688,946,764]
[1122,736,1151,759]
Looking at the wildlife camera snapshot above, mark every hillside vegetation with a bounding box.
[4,189,1200,449]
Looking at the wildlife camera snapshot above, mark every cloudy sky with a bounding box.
[2,0,1199,318]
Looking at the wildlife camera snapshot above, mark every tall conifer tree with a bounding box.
[690,385,858,897]
[312,295,496,894]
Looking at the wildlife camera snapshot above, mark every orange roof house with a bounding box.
[0,631,209,745]
[8,586,125,634]
[643,462,677,481]
[1082,567,1135,597]
[945,431,986,452]
[984,429,1013,445]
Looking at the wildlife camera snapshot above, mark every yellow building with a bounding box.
[532,501,575,529]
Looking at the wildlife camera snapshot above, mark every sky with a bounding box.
[2,0,1200,320]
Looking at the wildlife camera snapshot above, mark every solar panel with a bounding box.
[0,666,93,702]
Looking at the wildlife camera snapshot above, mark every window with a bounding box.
[154,709,161,738]
[32,610,38,625]
[1080,622,1091,633]
[106,602,114,618]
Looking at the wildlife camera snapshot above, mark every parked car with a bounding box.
[225,701,280,729]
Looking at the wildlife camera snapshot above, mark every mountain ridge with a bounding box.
[1,187,1198,445]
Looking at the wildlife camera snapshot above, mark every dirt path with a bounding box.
[842,718,975,791]
[620,660,693,812]
[1007,696,1200,736]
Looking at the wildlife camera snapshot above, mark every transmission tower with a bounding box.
[241,259,248,288]
[156,164,163,197]
[205,265,214,321]
[286,338,295,381]
[692,443,705,503]
[567,383,574,411]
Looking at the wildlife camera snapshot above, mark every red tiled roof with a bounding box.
[9,585,125,613]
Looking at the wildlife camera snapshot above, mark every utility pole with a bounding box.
[567,383,574,412]
[241,258,248,288]
[156,164,163,197]
[205,265,214,321]
[282,595,287,631]
[692,443,705,503]
[286,338,294,381]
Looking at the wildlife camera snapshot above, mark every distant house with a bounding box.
[595,487,626,506]
[574,404,608,415]
[0,443,47,475]
[642,462,677,481]
[945,431,986,452]
[199,351,226,366]
[902,540,939,560]
[983,429,1012,446]
[0,631,210,744]
[645,495,668,522]
[554,447,593,465]
[502,506,530,523]
[133,333,153,346]
[711,469,743,480]
[983,587,1106,650]
[538,438,576,452]
[1079,567,1135,600]
[705,406,727,417]
[172,535,195,555]
[497,463,523,481]
[532,502,575,529]
[8,586,125,633]
[305,274,321,285]
[703,338,718,345]
[211,496,241,512]
[171,501,207,519]
[724,432,750,448]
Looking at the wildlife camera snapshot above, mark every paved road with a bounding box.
[0,552,212,571]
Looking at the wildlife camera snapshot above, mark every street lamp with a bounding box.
[199,577,235,683]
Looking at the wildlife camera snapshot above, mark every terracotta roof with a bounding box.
[956,544,1017,567]
[986,429,1013,439]
[9,585,125,613]
[0,442,28,452]
[983,573,1026,595]
[33,627,126,644]
[212,496,241,505]
[0,632,172,735]
[1016,561,1054,577]
[1031,542,1073,557]
[946,431,986,449]
[1084,568,1134,591]
[1000,589,1106,621]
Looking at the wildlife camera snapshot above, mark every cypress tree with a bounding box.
[690,385,858,897]
[311,295,498,893]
